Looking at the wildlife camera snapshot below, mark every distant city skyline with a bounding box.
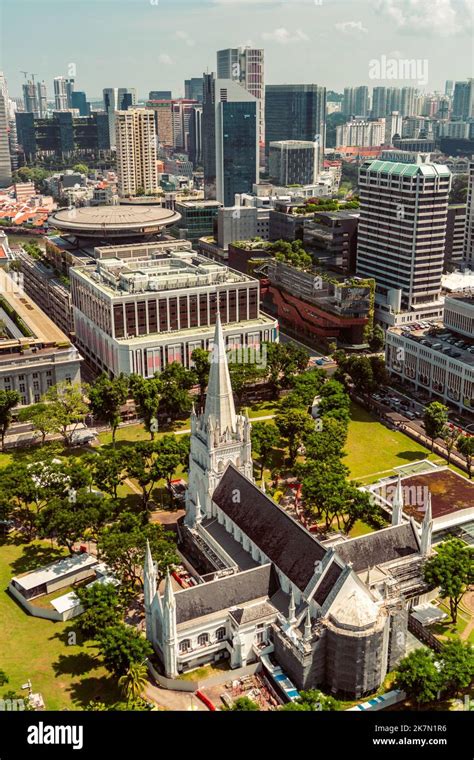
[2,0,473,99]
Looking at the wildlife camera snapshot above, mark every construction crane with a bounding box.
[20,71,29,80]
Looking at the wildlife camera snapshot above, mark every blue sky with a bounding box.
[1,0,472,99]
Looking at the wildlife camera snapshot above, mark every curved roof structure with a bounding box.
[48,205,181,238]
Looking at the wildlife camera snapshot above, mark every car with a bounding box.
[315,359,324,365]
[405,411,416,420]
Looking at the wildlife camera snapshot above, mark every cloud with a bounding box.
[376,0,472,36]
[175,30,195,47]
[335,20,368,34]
[261,27,309,43]
[158,53,173,65]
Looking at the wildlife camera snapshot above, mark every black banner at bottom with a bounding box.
[0,709,471,758]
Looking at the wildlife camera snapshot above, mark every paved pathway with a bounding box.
[143,682,208,711]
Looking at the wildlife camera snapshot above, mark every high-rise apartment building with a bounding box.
[103,87,136,149]
[385,111,403,143]
[22,81,38,115]
[203,76,258,205]
[343,86,369,117]
[71,91,91,117]
[265,84,326,173]
[217,47,265,145]
[452,79,474,119]
[36,81,48,118]
[464,160,474,267]
[115,109,158,197]
[356,159,451,323]
[400,87,416,117]
[336,119,385,147]
[54,77,74,111]
[0,92,12,187]
[146,100,173,146]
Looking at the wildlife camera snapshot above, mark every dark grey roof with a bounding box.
[174,564,279,625]
[229,601,277,625]
[313,561,343,606]
[212,465,326,591]
[333,522,420,573]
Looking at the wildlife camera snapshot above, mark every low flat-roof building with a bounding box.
[10,553,99,601]
[70,247,277,376]
[385,294,474,414]
[0,269,82,406]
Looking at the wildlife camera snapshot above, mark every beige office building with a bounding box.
[115,109,158,197]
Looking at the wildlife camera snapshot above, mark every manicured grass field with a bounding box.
[0,538,121,710]
[345,402,438,483]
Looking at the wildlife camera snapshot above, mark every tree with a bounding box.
[18,403,55,444]
[439,638,474,696]
[281,689,340,711]
[300,457,351,529]
[251,423,281,477]
[158,362,196,420]
[442,424,461,465]
[98,511,178,589]
[75,583,123,640]
[191,348,210,409]
[89,373,129,445]
[43,382,89,446]
[88,449,126,499]
[343,356,375,395]
[229,362,266,409]
[304,417,348,462]
[225,696,260,711]
[122,442,165,507]
[97,623,152,676]
[423,402,448,451]
[265,342,309,396]
[289,368,326,407]
[72,163,88,175]
[275,407,314,464]
[457,435,474,479]
[118,662,148,700]
[318,380,351,423]
[0,390,20,451]
[369,324,385,352]
[423,539,473,624]
[394,649,441,706]
[0,670,8,687]
[38,490,112,553]
[154,435,189,490]
[129,374,162,440]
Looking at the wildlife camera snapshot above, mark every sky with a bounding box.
[1,0,473,100]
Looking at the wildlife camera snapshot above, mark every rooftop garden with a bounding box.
[292,197,360,215]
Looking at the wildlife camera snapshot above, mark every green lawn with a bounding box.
[345,402,438,483]
[0,538,121,710]
[431,602,474,645]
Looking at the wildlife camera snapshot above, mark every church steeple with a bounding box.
[203,312,236,434]
[420,492,433,557]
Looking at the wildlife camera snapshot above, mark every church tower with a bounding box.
[185,313,253,527]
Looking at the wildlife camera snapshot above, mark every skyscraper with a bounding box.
[36,81,48,118]
[0,90,12,187]
[217,47,265,145]
[188,105,202,167]
[343,86,369,117]
[464,160,474,268]
[71,91,91,117]
[452,80,474,119]
[53,77,74,111]
[171,99,198,151]
[149,90,172,101]
[184,78,203,103]
[265,84,326,173]
[400,87,416,117]
[115,109,158,197]
[445,80,454,98]
[268,140,318,185]
[22,81,38,115]
[103,88,136,149]
[371,86,387,118]
[203,75,258,205]
[356,159,451,320]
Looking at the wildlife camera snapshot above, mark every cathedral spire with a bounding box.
[203,312,236,434]
[288,588,296,624]
[391,475,404,526]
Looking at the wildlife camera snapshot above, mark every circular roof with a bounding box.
[48,205,181,238]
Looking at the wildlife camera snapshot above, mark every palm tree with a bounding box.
[118,662,148,700]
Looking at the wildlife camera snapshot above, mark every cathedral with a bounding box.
[143,315,434,699]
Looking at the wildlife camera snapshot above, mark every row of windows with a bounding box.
[179,627,226,652]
